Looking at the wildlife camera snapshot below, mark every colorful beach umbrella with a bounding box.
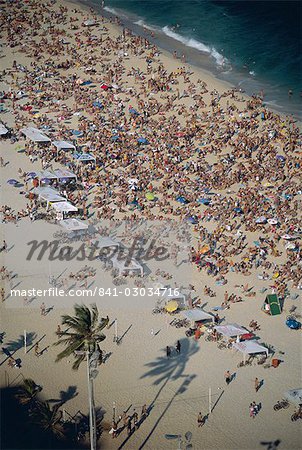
[176,196,188,204]
[186,216,198,224]
[7,179,18,185]
[145,192,155,201]
[137,137,149,144]
[198,198,211,205]
[165,300,179,313]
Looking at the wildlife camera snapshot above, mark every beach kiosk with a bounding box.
[111,255,143,277]
[262,294,282,316]
[21,127,51,145]
[232,341,269,363]
[52,140,76,156]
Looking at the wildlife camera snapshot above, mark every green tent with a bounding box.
[265,294,282,316]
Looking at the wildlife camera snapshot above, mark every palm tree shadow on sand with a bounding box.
[118,338,199,450]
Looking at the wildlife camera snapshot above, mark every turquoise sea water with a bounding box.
[82,0,302,119]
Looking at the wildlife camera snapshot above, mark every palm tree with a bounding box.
[15,378,42,408]
[30,401,64,440]
[54,303,109,370]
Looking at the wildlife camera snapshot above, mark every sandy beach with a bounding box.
[0,1,301,449]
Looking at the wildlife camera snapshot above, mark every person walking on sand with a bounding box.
[141,404,148,420]
[1,288,5,302]
[254,377,260,392]
[35,343,40,357]
[127,417,132,435]
[197,412,204,427]
[56,325,61,336]
[40,302,46,316]
[249,403,255,419]
[176,340,181,354]
[166,345,171,358]
[225,370,231,385]
[133,409,139,430]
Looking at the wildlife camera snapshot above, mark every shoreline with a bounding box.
[79,0,302,121]
[0,0,301,449]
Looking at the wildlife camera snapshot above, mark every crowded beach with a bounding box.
[0,0,301,449]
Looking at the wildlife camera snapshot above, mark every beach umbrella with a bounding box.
[137,137,149,145]
[268,218,278,225]
[262,182,274,188]
[285,243,296,250]
[40,178,51,185]
[111,135,119,141]
[176,196,188,204]
[145,192,155,201]
[281,234,298,240]
[200,245,210,254]
[7,179,19,185]
[234,207,243,213]
[92,101,103,108]
[72,130,83,137]
[100,84,109,90]
[276,155,285,161]
[26,172,36,179]
[255,216,267,224]
[129,108,139,115]
[186,216,198,224]
[198,198,211,205]
[130,199,138,205]
[165,300,179,313]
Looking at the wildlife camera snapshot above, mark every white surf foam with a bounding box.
[134,19,157,32]
[162,26,227,67]
[104,6,118,15]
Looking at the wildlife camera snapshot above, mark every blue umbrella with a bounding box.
[176,196,188,204]
[130,199,138,205]
[186,216,198,224]
[138,137,149,145]
[276,155,285,161]
[234,207,243,213]
[72,130,83,137]
[129,108,139,115]
[92,101,103,108]
[198,198,211,205]
[111,135,119,141]
[7,179,18,185]
[27,172,36,178]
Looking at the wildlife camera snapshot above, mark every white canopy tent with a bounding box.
[33,186,59,196]
[111,255,143,276]
[161,290,186,307]
[39,192,67,210]
[214,323,247,337]
[52,140,76,155]
[181,309,214,323]
[232,341,269,362]
[0,123,9,136]
[21,127,51,143]
[60,219,88,232]
[52,201,78,212]
[93,236,120,250]
[53,168,77,181]
[73,153,96,163]
[36,170,57,185]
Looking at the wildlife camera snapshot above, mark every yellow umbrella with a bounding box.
[165,300,179,313]
[200,245,210,254]
[145,192,155,201]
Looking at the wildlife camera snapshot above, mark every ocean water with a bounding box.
[82,0,302,119]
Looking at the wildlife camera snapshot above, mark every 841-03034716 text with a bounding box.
[10,287,180,298]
